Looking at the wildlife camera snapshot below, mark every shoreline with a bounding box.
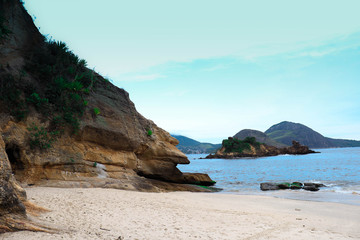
[2,187,360,240]
[219,189,360,206]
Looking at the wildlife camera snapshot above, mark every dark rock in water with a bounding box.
[260,182,325,192]
[260,182,280,191]
[290,182,303,189]
[278,182,291,189]
[303,186,320,191]
[304,183,326,188]
[285,141,317,155]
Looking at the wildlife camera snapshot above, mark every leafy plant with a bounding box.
[27,123,59,150]
[93,107,100,115]
[147,129,153,136]
[26,92,49,108]
[78,59,87,68]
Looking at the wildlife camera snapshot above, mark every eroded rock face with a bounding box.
[0,0,213,196]
[0,134,26,232]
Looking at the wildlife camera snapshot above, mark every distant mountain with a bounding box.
[171,135,221,154]
[233,129,287,148]
[265,121,360,148]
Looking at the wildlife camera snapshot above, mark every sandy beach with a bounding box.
[1,187,360,240]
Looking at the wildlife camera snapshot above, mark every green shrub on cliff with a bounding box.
[26,92,49,115]
[1,27,109,149]
[27,123,59,150]
[23,39,100,135]
[93,107,100,115]
[147,129,153,136]
[243,136,261,149]
[222,138,250,153]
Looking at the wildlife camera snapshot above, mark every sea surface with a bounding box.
[178,147,360,205]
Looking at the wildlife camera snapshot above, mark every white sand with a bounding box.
[1,187,360,240]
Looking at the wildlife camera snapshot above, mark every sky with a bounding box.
[23,0,360,143]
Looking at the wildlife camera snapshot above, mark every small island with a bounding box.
[205,137,317,159]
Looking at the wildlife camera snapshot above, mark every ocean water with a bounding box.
[178,147,360,205]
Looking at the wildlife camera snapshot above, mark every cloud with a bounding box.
[288,32,360,59]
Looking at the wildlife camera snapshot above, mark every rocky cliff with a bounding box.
[0,0,213,232]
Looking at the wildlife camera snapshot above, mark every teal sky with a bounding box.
[24,0,360,143]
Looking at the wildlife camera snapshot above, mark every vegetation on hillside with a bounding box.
[0,14,12,39]
[265,129,297,142]
[222,137,261,153]
[0,37,111,149]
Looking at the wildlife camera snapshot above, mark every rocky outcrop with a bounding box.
[260,182,326,192]
[206,138,317,159]
[0,0,215,233]
[0,134,25,231]
[0,134,49,232]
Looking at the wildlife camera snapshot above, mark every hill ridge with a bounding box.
[171,135,221,154]
[265,121,360,148]
[233,129,287,148]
